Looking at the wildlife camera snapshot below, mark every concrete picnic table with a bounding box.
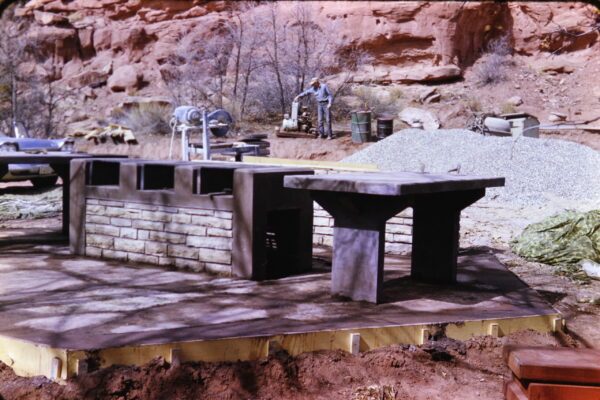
[0,152,126,237]
[284,171,505,303]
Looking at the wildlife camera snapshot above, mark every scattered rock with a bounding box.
[419,88,441,104]
[107,65,142,92]
[506,96,523,106]
[398,107,440,130]
[581,260,600,280]
[33,10,68,25]
[548,112,568,122]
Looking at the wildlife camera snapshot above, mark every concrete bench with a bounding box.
[284,171,504,303]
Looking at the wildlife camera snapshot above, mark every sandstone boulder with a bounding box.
[108,65,142,92]
[33,10,68,25]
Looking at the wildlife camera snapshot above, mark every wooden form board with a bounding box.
[243,156,378,172]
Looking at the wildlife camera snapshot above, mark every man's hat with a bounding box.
[310,77,320,85]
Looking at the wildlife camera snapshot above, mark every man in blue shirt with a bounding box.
[294,77,334,139]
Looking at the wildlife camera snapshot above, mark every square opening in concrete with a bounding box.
[264,208,303,279]
[137,164,175,191]
[195,167,234,195]
[85,161,120,186]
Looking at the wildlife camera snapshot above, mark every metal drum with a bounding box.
[376,117,394,140]
[351,111,371,143]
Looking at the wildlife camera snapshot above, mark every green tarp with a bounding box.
[510,210,600,265]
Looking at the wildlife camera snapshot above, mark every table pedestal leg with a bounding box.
[332,226,385,303]
[411,189,485,283]
[311,191,409,304]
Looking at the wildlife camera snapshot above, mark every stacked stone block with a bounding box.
[85,199,233,275]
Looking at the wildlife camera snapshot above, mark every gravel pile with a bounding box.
[343,129,600,205]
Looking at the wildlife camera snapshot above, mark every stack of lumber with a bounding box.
[504,346,600,400]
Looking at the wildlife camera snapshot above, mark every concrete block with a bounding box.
[102,249,128,260]
[86,223,120,236]
[205,262,232,276]
[314,217,330,227]
[314,226,332,235]
[125,203,157,211]
[164,222,207,236]
[207,227,232,238]
[174,258,205,272]
[321,235,334,247]
[114,238,145,253]
[141,211,173,222]
[104,206,141,219]
[87,199,100,205]
[171,213,192,224]
[119,228,138,239]
[145,241,168,256]
[138,230,149,240]
[85,215,110,224]
[386,224,412,235]
[85,246,102,257]
[132,220,164,231]
[148,231,186,244]
[187,235,232,250]
[87,234,113,249]
[214,211,233,219]
[168,244,198,259]
[128,253,159,265]
[392,233,412,243]
[191,215,232,229]
[398,208,413,217]
[184,208,214,216]
[111,217,132,227]
[157,206,179,213]
[98,200,124,207]
[385,242,411,255]
[86,205,106,214]
[157,256,175,266]
[198,248,231,264]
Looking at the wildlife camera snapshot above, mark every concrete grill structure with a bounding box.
[70,159,314,280]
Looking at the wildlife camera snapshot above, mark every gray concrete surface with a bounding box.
[0,226,556,351]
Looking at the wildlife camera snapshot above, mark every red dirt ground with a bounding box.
[0,330,573,400]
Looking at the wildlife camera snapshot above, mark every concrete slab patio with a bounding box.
[0,226,559,381]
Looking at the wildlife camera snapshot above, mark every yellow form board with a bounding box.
[0,313,561,382]
[242,156,379,172]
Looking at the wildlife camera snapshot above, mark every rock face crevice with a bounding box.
[7,1,600,89]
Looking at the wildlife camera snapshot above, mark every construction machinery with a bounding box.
[170,106,269,161]
[277,101,317,138]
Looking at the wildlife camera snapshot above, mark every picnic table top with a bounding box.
[284,171,505,196]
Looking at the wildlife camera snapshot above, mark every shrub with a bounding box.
[475,36,513,86]
[111,103,173,136]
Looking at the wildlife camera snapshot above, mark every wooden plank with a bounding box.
[505,346,600,385]
[528,382,600,400]
[505,380,528,400]
[243,156,379,172]
[276,131,316,139]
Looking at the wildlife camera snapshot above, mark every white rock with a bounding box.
[582,260,600,280]
[506,96,523,106]
[398,107,440,130]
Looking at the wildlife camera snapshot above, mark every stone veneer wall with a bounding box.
[312,205,413,254]
[84,199,233,275]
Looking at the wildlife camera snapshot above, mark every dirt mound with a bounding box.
[0,330,564,400]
